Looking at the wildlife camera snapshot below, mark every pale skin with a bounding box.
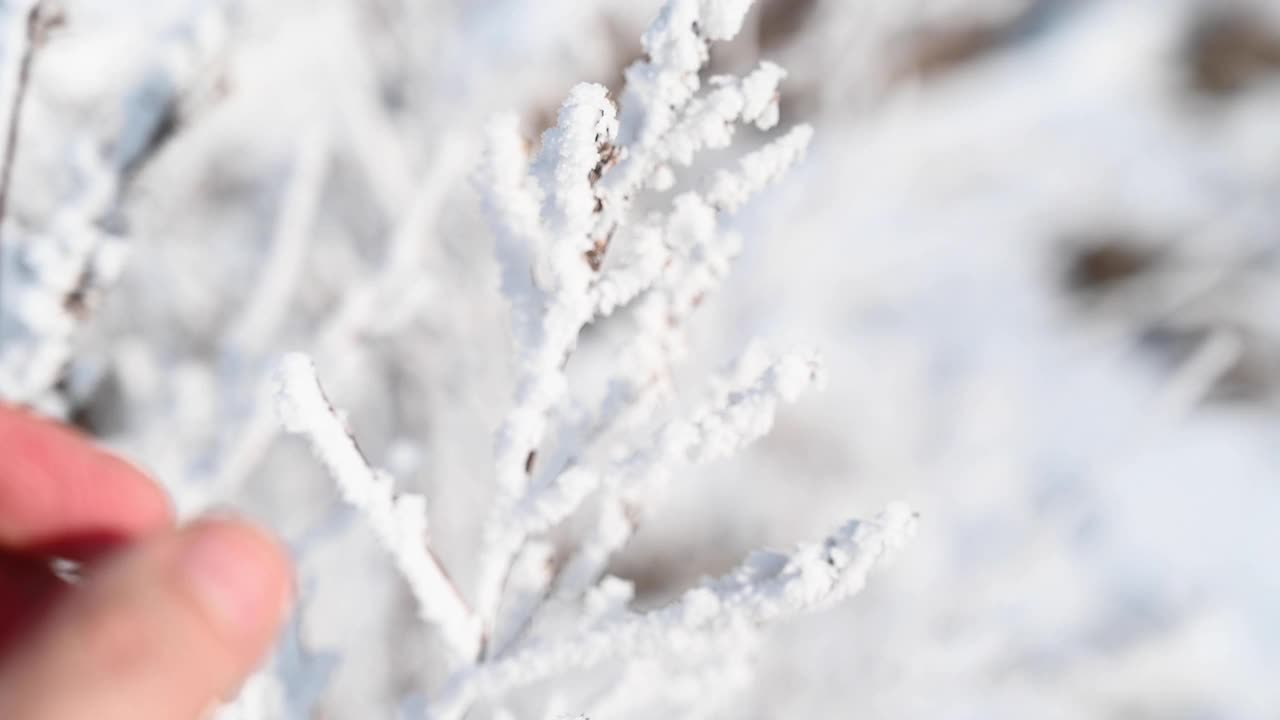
[0,404,293,719]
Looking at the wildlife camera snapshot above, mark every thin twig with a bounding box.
[275,354,484,661]
[0,3,42,224]
[0,2,47,342]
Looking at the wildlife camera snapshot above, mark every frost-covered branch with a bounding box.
[274,353,483,661]
[596,0,790,234]
[478,83,617,430]
[260,1,897,716]
[485,346,825,660]
[198,136,466,511]
[473,0,815,644]
[432,504,917,719]
[705,124,815,213]
[0,0,227,416]
[555,347,826,598]
[0,145,124,415]
[473,82,622,632]
[586,154,812,474]
[657,61,786,167]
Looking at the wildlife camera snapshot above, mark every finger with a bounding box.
[0,518,293,720]
[0,555,67,648]
[0,404,173,556]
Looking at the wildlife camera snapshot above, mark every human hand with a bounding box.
[0,404,292,719]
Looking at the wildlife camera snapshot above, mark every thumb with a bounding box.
[0,518,293,720]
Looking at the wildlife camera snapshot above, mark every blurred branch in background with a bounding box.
[0,0,54,345]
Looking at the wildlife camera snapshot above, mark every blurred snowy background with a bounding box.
[3,0,1280,717]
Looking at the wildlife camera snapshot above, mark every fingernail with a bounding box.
[178,521,289,635]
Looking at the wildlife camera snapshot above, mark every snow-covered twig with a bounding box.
[555,347,827,597]
[0,0,227,416]
[472,82,622,635]
[197,136,466,511]
[0,144,124,415]
[432,504,917,719]
[267,1,905,716]
[705,124,816,213]
[486,348,826,664]
[0,0,45,229]
[274,354,483,661]
[473,0,816,647]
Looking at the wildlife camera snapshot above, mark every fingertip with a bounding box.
[41,451,175,559]
[0,405,174,554]
[0,519,294,720]
[176,518,294,654]
[100,452,174,532]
